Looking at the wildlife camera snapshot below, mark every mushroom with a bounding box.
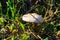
[22,13,44,23]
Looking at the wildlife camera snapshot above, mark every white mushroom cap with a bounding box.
[22,13,44,23]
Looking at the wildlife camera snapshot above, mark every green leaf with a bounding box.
[35,8,39,13]
[19,22,25,31]
[50,22,54,25]
[21,34,29,40]
[11,35,15,40]
[44,37,48,40]
[8,24,14,31]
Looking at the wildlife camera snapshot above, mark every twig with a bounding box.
[26,4,39,14]
[37,35,43,40]
[28,27,43,40]
[26,0,39,13]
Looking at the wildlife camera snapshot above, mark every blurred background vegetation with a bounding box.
[0,0,60,40]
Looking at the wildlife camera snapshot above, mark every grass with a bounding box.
[0,0,60,40]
